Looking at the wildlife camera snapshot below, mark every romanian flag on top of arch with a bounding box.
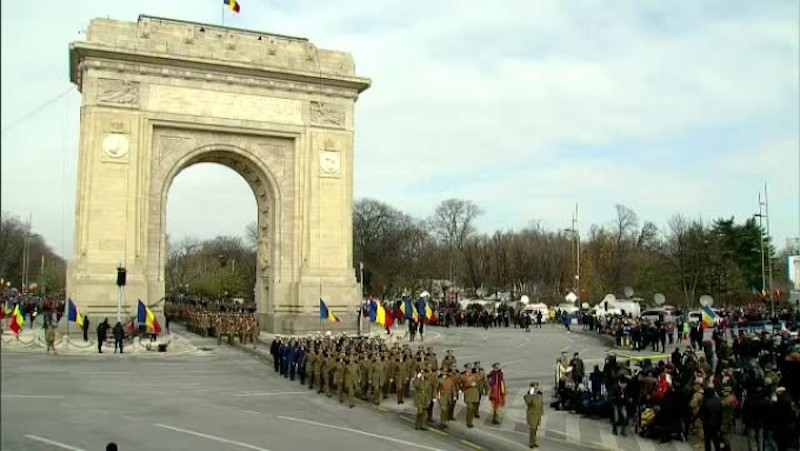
[137,300,161,335]
[224,0,241,13]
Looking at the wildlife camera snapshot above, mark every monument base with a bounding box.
[259,313,358,335]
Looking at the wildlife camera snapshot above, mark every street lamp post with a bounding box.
[755,188,772,318]
[564,203,580,298]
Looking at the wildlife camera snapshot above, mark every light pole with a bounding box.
[755,191,771,317]
[564,203,580,298]
[359,261,364,336]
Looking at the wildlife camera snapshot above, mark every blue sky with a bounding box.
[1,0,798,259]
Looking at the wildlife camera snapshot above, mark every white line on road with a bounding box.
[155,423,272,451]
[3,394,65,399]
[76,371,133,375]
[233,391,308,397]
[25,434,86,451]
[276,415,445,451]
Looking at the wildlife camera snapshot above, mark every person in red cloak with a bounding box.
[488,362,506,424]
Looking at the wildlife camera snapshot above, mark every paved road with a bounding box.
[393,324,690,451]
[2,325,608,451]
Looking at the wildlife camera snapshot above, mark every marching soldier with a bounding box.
[371,354,385,405]
[307,348,317,390]
[462,366,480,428]
[344,356,359,408]
[474,361,489,419]
[413,368,428,430]
[437,369,453,429]
[394,355,407,404]
[524,382,544,448]
[335,355,346,403]
[359,352,371,400]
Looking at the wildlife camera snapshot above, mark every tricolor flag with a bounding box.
[401,299,418,321]
[137,300,161,335]
[369,299,388,326]
[9,304,24,336]
[416,298,434,321]
[224,0,241,13]
[67,299,84,328]
[319,299,340,323]
[701,305,717,329]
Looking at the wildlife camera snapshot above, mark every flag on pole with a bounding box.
[137,300,162,334]
[400,299,418,321]
[701,305,717,329]
[67,299,84,328]
[9,304,24,336]
[319,299,340,323]
[223,0,241,13]
[369,299,387,326]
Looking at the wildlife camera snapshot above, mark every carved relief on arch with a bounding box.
[96,78,140,107]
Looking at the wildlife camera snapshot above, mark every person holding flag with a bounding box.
[9,303,25,338]
[488,362,506,424]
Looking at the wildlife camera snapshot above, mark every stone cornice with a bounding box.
[70,43,371,99]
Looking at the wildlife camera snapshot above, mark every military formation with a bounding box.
[172,300,546,448]
[165,302,259,347]
[268,334,541,437]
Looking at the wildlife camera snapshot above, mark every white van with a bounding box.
[521,303,549,321]
[641,308,675,324]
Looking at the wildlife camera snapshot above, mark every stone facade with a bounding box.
[66,16,370,333]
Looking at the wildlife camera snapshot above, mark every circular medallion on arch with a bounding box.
[102,133,130,158]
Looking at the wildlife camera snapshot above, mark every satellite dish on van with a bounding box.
[603,294,616,303]
[520,295,530,304]
[699,295,714,308]
[565,292,578,303]
[654,293,666,305]
[624,286,634,298]
[581,302,590,309]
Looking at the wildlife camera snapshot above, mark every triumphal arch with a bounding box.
[66,16,370,333]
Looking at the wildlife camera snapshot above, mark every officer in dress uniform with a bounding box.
[524,382,544,449]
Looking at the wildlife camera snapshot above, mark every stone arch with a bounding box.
[66,16,370,333]
[156,143,282,314]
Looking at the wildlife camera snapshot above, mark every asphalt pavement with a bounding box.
[1,323,688,451]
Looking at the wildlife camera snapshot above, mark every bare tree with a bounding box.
[430,199,482,286]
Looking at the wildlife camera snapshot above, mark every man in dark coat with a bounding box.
[82,315,90,342]
[112,321,124,354]
[97,318,109,353]
[700,388,723,451]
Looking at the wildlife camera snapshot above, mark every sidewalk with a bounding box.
[0,328,200,356]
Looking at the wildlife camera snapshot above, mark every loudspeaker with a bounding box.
[116,267,127,287]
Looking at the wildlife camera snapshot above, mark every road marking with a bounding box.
[233,391,308,397]
[155,423,272,451]
[426,426,448,436]
[241,409,263,415]
[25,435,86,451]
[636,436,657,451]
[597,424,617,450]
[564,414,580,443]
[76,371,133,375]
[3,394,65,399]
[461,439,482,450]
[276,415,446,451]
